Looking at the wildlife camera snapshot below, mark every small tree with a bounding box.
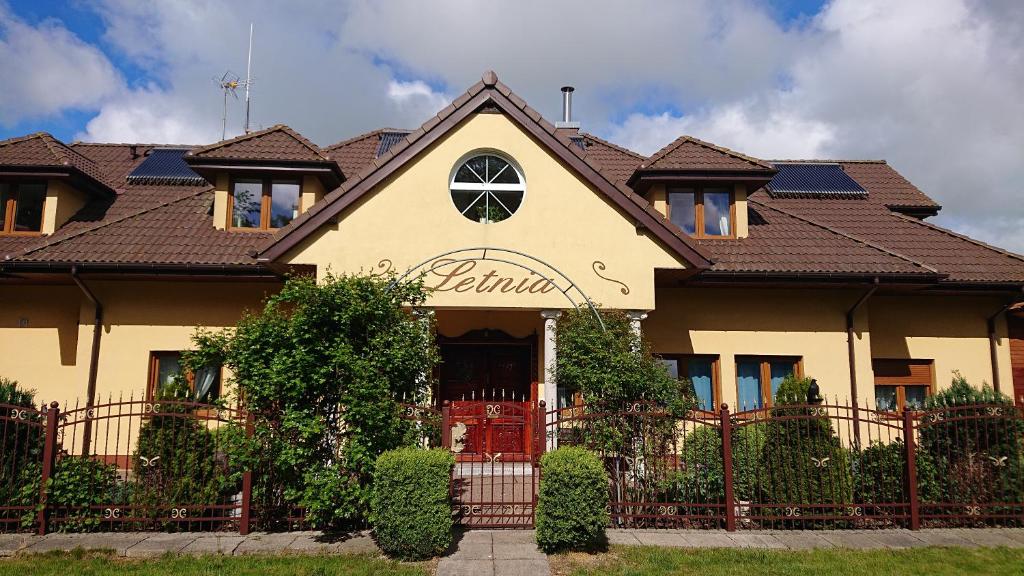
[190,273,437,529]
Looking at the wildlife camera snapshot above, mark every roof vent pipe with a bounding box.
[556,86,580,129]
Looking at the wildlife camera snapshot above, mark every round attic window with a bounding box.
[450,153,525,223]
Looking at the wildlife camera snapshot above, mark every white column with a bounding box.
[625,310,649,340]
[541,309,561,450]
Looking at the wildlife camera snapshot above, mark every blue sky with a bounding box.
[1,0,1022,251]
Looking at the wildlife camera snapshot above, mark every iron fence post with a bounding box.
[37,401,59,536]
[720,403,736,532]
[902,409,920,530]
[239,410,254,535]
[536,399,546,457]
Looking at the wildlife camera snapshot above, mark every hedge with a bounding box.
[370,448,454,560]
[535,447,609,552]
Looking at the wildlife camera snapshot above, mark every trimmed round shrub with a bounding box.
[370,448,454,560]
[536,447,609,553]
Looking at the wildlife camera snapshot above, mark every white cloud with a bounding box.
[386,80,450,124]
[76,86,220,144]
[0,5,121,125]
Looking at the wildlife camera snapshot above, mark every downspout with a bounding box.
[71,266,102,455]
[847,279,879,446]
[987,292,1023,395]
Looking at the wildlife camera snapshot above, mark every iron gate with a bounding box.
[443,400,544,527]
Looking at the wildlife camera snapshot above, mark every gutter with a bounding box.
[847,279,879,446]
[987,290,1024,394]
[71,266,102,455]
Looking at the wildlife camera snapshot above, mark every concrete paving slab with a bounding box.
[678,532,736,548]
[491,530,537,545]
[952,529,1023,548]
[22,533,133,554]
[1001,529,1024,545]
[125,533,198,557]
[494,558,551,576]
[767,532,835,550]
[0,534,37,556]
[450,541,494,560]
[331,534,380,554]
[866,530,927,549]
[819,532,888,549]
[605,530,642,546]
[492,542,545,560]
[456,530,493,545]
[726,533,786,549]
[913,530,977,548]
[231,532,299,556]
[633,532,692,548]
[437,557,495,576]
[180,535,245,555]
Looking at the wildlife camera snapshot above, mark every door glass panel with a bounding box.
[668,189,696,235]
[231,180,262,228]
[688,358,714,411]
[13,183,45,232]
[737,361,763,409]
[269,181,300,228]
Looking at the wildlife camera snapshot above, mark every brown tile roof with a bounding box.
[188,124,330,162]
[324,128,398,177]
[576,133,645,185]
[643,135,774,171]
[0,133,112,190]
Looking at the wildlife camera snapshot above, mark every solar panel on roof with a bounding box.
[767,163,866,198]
[375,131,411,158]
[126,148,206,186]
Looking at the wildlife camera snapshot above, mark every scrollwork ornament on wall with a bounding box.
[592,261,630,295]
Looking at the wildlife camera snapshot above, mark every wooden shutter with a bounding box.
[873,359,933,385]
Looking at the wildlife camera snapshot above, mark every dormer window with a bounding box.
[229,178,301,230]
[667,185,734,238]
[1,181,46,234]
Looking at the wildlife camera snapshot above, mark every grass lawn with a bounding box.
[551,545,1024,576]
[0,550,430,576]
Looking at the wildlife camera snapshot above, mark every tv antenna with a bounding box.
[243,22,254,134]
[214,71,240,141]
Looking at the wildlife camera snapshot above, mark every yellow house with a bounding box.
[3,71,1024,444]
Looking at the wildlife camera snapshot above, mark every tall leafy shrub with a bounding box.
[1,379,44,525]
[190,273,437,529]
[759,375,853,512]
[918,372,1023,505]
[536,447,609,552]
[370,448,454,560]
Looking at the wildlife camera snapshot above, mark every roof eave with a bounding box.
[627,168,777,193]
[0,165,115,198]
[184,158,344,189]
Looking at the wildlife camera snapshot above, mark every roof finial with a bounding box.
[482,70,498,87]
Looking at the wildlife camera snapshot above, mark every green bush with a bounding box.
[918,372,1024,505]
[1,380,44,524]
[45,457,120,532]
[129,379,243,528]
[852,440,941,509]
[758,375,853,512]
[370,448,454,560]
[190,273,438,530]
[536,447,609,552]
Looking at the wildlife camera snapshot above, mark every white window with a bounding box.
[450,153,525,223]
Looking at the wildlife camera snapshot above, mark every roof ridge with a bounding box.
[889,211,1024,264]
[644,134,773,170]
[11,186,214,260]
[577,132,646,160]
[188,124,328,160]
[71,142,199,148]
[324,128,409,151]
[749,199,940,274]
[770,159,887,164]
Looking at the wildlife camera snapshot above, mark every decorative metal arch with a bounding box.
[388,247,605,329]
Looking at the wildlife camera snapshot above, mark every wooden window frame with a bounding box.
[1,180,46,236]
[872,358,935,414]
[734,355,803,409]
[227,175,303,231]
[666,185,737,239]
[660,353,721,413]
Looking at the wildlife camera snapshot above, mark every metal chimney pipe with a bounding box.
[561,86,574,123]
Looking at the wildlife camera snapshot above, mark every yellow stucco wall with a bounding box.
[42,179,88,235]
[0,280,278,404]
[282,113,687,311]
[643,287,1010,409]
